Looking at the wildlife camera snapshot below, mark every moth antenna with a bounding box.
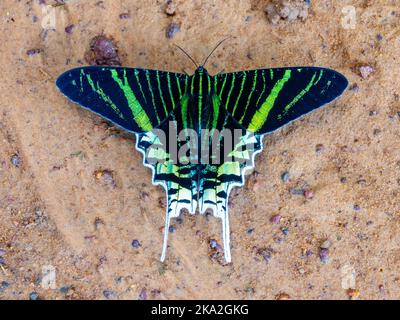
[174,44,199,69]
[202,36,232,68]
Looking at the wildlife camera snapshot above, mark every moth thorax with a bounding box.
[190,68,211,97]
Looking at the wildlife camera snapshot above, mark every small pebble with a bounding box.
[164,0,176,16]
[357,233,368,241]
[303,189,314,199]
[315,144,325,154]
[348,83,359,92]
[119,13,130,19]
[320,240,332,249]
[158,197,166,209]
[246,228,254,235]
[281,227,289,236]
[265,0,310,24]
[131,239,141,248]
[1,281,10,290]
[0,257,5,265]
[289,188,304,195]
[0,249,6,256]
[270,214,281,224]
[275,292,291,300]
[140,191,150,201]
[29,292,39,300]
[346,288,360,299]
[305,249,313,258]
[65,24,74,34]
[353,204,361,211]
[94,169,116,188]
[168,225,176,233]
[319,248,329,264]
[373,128,381,136]
[103,289,117,300]
[94,217,105,230]
[281,171,289,182]
[209,239,223,253]
[340,177,347,184]
[59,286,71,294]
[258,248,272,264]
[26,48,41,57]
[10,154,21,167]
[138,288,147,300]
[166,22,180,39]
[359,65,374,79]
[88,35,121,66]
[94,38,117,59]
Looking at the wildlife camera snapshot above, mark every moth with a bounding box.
[56,42,348,262]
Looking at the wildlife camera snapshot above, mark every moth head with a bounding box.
[196,66,208,75]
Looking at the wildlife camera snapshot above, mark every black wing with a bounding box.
[214,67,348,134]
[56,66,188,133]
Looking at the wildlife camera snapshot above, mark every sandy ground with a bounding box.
[0,0,399,300]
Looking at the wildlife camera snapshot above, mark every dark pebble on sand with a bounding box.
[353,204,361,211]
[169,225,176,233]
[315,144,325,154]
[270,214,281,224]
[246,228,254,235]
[59,286,71,294]
[289,188,304,195]
[258,248,272,264]
[119,13,131,19]
[26,48,41,56]
[29,292,39,300]
[138,288,147,300]
[348,83,359,92]
[103,289,117,300]
[209,239,223,252]
[94,37,117,59]
[65,24,74,34]
[164,0,176,16]
[10,154,21,167]
[0,281,10,291]
[319,248,329,264]
[131,239,141,248]
[88,36,121,66]
[305,249,313,258]
[94,169,117,188]
[166,23,180,39]
[0,257,5,265]
[281,227,289,236]
[281,171,289,182]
